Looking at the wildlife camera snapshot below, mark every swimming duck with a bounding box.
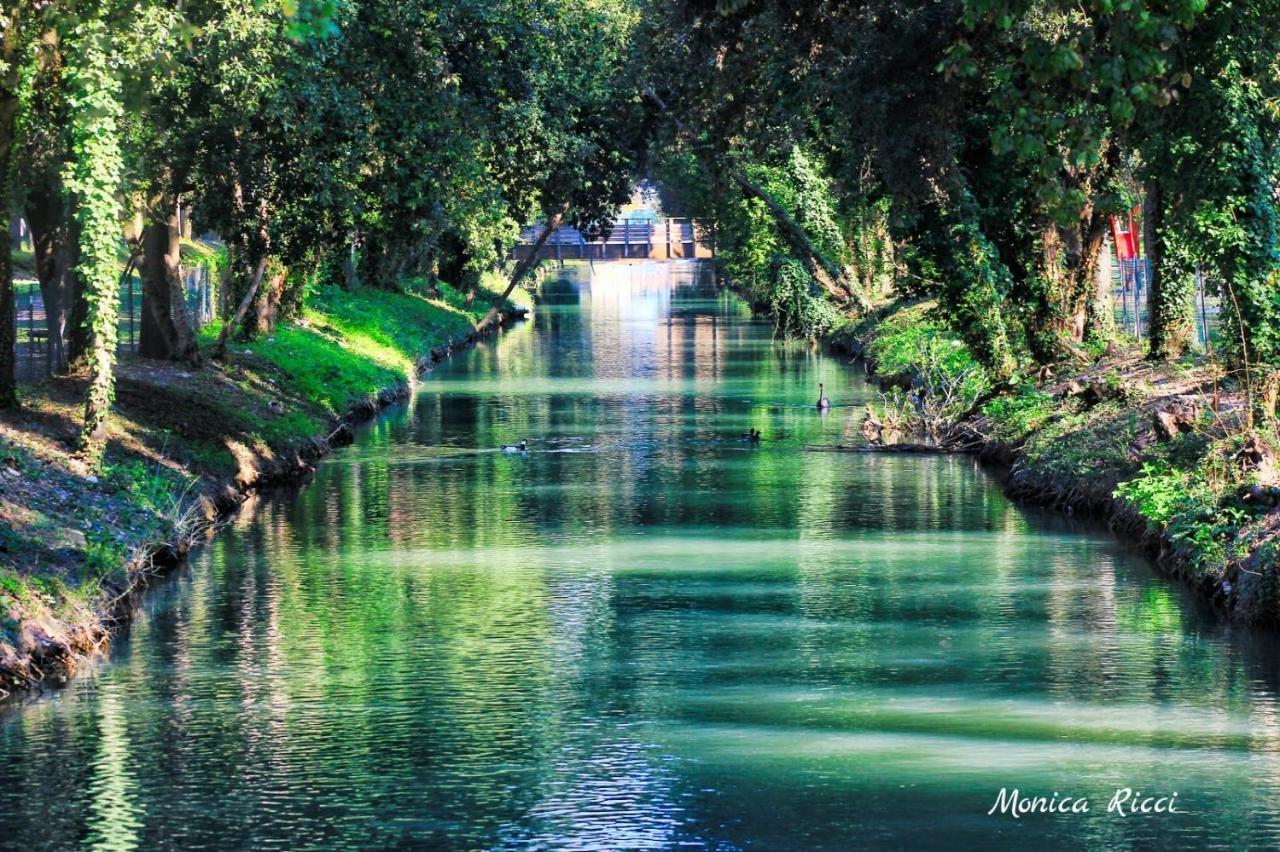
[501,440,528,453]
[740,428,761,443]
[816,383,831,410]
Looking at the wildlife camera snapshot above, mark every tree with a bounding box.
[62,17,126,460]
[16,35,86,374]
[1138,0,1280,384]
[0,4,29,408]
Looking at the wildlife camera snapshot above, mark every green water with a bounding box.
[4,262,1280,850]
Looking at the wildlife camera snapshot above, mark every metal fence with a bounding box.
[14,263,219,384]
[514,216,713,261]
[1111,254,1219,351]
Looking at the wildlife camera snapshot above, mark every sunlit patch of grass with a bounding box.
[232,281,528,420]
[236,322,403,417]
[1019,401,1143,480]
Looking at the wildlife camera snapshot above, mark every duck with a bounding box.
[501,440,528,453]
[740,428,761,443]
[816,383,831,410]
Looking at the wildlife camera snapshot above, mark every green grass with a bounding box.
[220,281,508,420]
[1113,433,1270,577]
[3,273,533,686]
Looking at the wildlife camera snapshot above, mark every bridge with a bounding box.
[512,217,714,262]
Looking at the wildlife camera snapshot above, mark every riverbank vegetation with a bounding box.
[1,0,641,450]
[844,300,1278,616]
[1,0,636,688]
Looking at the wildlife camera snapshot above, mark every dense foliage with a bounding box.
[637,0,1280,406]
[0,0,643,460]
[3,0,1280,454]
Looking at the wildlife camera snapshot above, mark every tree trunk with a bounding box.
[1035,207,1107,360]
[252,264,288,335]
[212,254,268,359]
[1086,235,1116,343]
[67,19,127,462]
[1034,223,1069,357]
[343,233,358,289]
[1145,183,1193,359]
[1074,213,1108,339]
[729,169,869,313]
[26,188,79,373]
[475,210,564,334]
[0,33,20,409]
[66,262,89,365]
[140,201,200,363]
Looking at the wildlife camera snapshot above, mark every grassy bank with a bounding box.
[0,279,530,695]
[838,300,1280,623]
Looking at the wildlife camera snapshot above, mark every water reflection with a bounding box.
[3,261,1280,849]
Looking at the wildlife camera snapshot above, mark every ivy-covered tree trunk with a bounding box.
[1144,183,1194,360]
[1223,169,1280,373]
[0,23,20,409]
[930,188,1019,383]
[140,198,200,364]
[1085,235,1116,343]
[64,20,126,462]
[1032,209,1108,361]
[1035,225,1076,353]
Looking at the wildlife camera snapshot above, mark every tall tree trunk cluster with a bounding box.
[0,13,21,409]
[139,197,200,364]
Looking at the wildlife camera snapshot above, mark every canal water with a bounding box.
[4,262,1280,849]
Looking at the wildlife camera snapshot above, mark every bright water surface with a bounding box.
[4,263,1280,850]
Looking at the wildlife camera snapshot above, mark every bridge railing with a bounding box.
[514,217,713,261]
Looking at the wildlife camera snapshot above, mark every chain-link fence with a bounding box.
[1111,252,1219,351]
